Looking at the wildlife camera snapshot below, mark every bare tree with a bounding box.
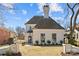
[67,3,79,38]
[0,4,13,27]
[16,26,25,40]
[0,7,5,27]
[73,9,79,30]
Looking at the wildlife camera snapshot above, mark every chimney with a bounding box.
[43,5,49,18]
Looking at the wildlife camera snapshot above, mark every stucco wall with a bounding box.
[0,44,19,55]
[25,29,65,44]
[63,44,79,54]
[26,24,36,31]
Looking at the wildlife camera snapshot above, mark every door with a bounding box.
[28,36,32,44]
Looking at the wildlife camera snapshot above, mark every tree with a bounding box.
[73,9,79,31]
[0,9,5,27]
[47,40,51,45]
[0,4,13,27]
[16,27,23,35]
[16,26,25,40]
[67,3,79,38]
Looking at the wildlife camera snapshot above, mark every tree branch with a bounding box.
[67,3,74,33]
[72,3,79,9]
[73,9,79,30]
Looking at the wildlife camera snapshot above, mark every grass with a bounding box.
[19,44,63,56]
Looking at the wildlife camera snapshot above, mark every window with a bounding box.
[28,36,32,44]
[41,33,45,40]
[40,33,45,43]
[52,33,56,42]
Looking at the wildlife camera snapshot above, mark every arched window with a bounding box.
[28,36,32,44]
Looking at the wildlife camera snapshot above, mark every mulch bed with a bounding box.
[1,52,22,56]
[61,52,79,56]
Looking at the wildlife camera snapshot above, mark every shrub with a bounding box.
[22,42,26,46]
[41,39,45,45]
[60,40,63,45]
[8,38,14,45]
[5,51,22,56]
[41,39,45,42]
[68,38,76,45]
[47,40,51,45]
[35,40,39,45]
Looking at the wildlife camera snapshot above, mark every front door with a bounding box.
[28,36,32,44]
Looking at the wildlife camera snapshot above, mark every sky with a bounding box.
[0,3,79,29]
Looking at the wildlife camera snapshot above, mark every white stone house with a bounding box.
[64,24,79,44]
[25,5,65,45]
[72,25,79,42]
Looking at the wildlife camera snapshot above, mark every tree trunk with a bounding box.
[73,9,79,31]
[70,9,74,33]
[67,3,74,38]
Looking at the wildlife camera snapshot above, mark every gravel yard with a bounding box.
[19,44,63,56]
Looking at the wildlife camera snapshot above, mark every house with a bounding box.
[9,31,16,39]
[72,24,79,42]
[25,5,65,45]
[64,24,79,45]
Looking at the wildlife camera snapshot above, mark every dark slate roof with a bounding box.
[26,16,64,29]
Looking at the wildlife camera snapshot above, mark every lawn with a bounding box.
[19,44,63,56]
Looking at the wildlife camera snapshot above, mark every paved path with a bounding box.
[19,44,63,56]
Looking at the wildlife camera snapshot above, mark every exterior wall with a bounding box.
[26,24,36,31]
[25,33,30,43]
[73,30,79,41]
[25,29,65,44]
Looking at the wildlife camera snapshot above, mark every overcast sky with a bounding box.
[0,3,79,29]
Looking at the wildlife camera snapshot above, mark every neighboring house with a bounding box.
[65,24,79,45]
[25,5,65,45]
[9,31,16,38]
[0,27,10,44]
[73,24,79,41]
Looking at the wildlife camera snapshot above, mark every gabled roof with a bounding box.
[25,16,64,29]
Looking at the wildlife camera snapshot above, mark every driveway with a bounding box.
[19,44,63,56]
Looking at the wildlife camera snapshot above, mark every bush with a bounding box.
[22,42,26,46]
[68,38,76,45]
[47,40,51,45]
[35,40,39,45]
[41,39,45,42]
[60,40,63,45]
[8,38,14,45]
[5,52,22,56]
[41,39,45,45]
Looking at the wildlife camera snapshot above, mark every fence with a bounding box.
[0,46,10,55]
[63,44,79,54]
[0,44,19,55]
